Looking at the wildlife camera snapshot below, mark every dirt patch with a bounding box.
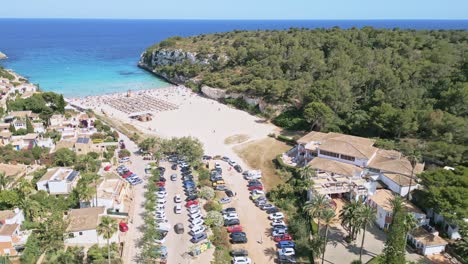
[233,137,291,190]
[224,134,250,145]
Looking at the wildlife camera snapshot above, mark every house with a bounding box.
[64,206,120,246]
[307,157,371,201]
[32,122,45,133]
[89,176,129,214]
[49,114,66,127]
[54,139,76,152]
[11,133,38,150]
[367,189,428,230]
[75,137,93,155]
[284,131,424,197]
[36,137,55,150]
[12,119,26,131]
[0,131,12,146]
[36,167,80,195]
[0,208,27,257]
[7,111,32,119]
[426,209,466,240]
[407,226,448,255]
[0,123,10,132]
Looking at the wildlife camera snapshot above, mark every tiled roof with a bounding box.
[369,149,424,176]
[410,227,448,246]
[66,207,105,232]
[370,189,423,214]
[308,157,363,177]
[0,224,18,236]
[0,210,15,221]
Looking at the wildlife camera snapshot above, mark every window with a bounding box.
[68,233,75,238]
[79,232,83,236]
[320,150,339,158]
[340,154,356,162]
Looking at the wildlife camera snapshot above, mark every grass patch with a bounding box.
[233,137,291,190]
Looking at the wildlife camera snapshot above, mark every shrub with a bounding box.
[204,200,222,212]
[199,186,215,200]
[272,110,309,130]
[204,211,224,227]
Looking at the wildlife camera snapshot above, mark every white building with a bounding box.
[367,189,428,230]
[0,209,27,256]
[407,226,448,255]
[36,167,80,195]
[88,177,129,214]
[64,206,120,246]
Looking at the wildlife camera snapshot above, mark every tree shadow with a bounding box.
[263,247,277,261]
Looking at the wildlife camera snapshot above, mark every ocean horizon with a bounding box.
[1,19,467,97]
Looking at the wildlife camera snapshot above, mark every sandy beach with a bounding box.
[70,85,279,157]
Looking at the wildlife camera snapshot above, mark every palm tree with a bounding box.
[406,154,419,201]
[403,213,418,248]
[299,166,316,181]
[19,198,42,221]
[339,200,361,241]
[0,172,11,190]
[321,209,336,264]
[16,179,34,197]
[96,216,118,264]
[313,194,330,234]
[358,205,376,262]
[77,185,95,207]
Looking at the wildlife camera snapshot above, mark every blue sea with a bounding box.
[1,19,467,97]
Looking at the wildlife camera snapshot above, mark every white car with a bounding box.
[278,248,295,256]
[188,206,200,214]
[155,215,166,221]
[223,213,239,220]
[190,213,203,221]
[190,225,206,235]
[228,160,238,167]
[250,190,265,196]
[174,204,182,214]
[155,208,165,214]
[269,212,284,220]
[157,191,167,197]
[215,163,222,169]
[155,211,166,217]
[174,194,182,203]
[189,218,204,227]
[233,256,252,264]
[119,157,130,163]
[271,219,286,226]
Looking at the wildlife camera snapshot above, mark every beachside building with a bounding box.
[64,206,120,246]
[0,208,27,257]
[36,167,80,195]
[88,177,129,214]
[283,131,424,197]
[367,189,428,230]
[407,226,448,255]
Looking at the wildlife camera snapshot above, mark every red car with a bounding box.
[227,225,243,233]
[248,185,263,191]
[156,181,165,187]
[119,221,129,232]
[274,234,293,242]
[122,171,133,178]
[185,200,199,207]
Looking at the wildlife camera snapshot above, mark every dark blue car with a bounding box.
[277,241,295,249]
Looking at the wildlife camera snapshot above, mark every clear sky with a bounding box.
[2,0,468,20]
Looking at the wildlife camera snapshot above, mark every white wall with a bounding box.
[65,229,119,246]
[423,245,446,255]
[317,150,370,168]
[48,181,69,194]
[36,180,48,192]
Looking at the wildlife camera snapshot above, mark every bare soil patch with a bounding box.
[224,134,250,145]
[233,137,291,190]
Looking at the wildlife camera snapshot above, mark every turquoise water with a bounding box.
[1,19,467,97]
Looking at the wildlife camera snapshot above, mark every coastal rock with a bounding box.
[0,51,7,60]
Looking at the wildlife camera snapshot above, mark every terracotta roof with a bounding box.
[298,131,375,146]
[0,123,10,129]
[0,163,26,177]
[66,206,106,232]
[410,227,448,246]
[370,189,423,214]
[0,131,12,138]
[319,139,378,159]
[382,173,417,187]
[369,149,424,176]
[0,210,15,220]
[8,111,32,118]
[308,157,363,177]
[22,133,38,140]
[0,242,17,256]
[0,224,18,236]
[297,131,329,144]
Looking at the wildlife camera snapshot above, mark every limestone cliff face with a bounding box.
[139,48,284,115]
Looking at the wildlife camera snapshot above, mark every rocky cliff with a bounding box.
[0,52,7,60]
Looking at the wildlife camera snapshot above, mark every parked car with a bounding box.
[228,160,237,167]
[212,180,226,187]
[271,219,286,226]
[156,181,165,187]
[171,163,178,170]
[190,225,206,235]
[190,213,204,221]
[272,229,288,237]
[219,197,231,204]
[187,205,200,214]
[222,156,230,162]
[190,218,204,227]
[269,212,284,220]
[277,248,295,257]
[119,157,130,163]
[230,236,248,244]
[277,241,295,249]
[234,165,243,173]
[273,234,293,242]
[215,163,222,169]
[222,207,236,214]
[266,207,280,214]
[190,232,207,243]
[170,174,177,181]
[278,254,297,263]
[186,195,198,201]
[230,249,248,257]
[175,223,184,234]
[154,230,168,244]
[232,256,251,264]
[223,213,239,220]
[248,185,263,191]
[185,200,199,207]
[214,185,228,191]
[154,246,168,259]
[261,204,275,210]
[202,155,212,160]
[227,225,243,233]
[174,194,182,203]
[174,204,182,214]
[225,190,235,197]
[224,219,240,226]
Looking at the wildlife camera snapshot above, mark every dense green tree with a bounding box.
[382,196,407,264]
[53,148,76,166]
[303,102,335,131]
